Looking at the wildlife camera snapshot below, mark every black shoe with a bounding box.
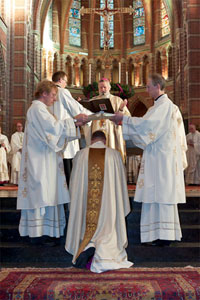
[30,237,43,245]
[42,237,59,247]
[143,240,171,247]
[154,239,171,246]
[74,247,95,269]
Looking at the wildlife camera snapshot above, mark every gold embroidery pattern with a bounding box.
[140,161,145,174]
[23,168,27,182]
[22,188,27,198]
[46,134,52,142]
[149,133,156,141]
[58,162,65,175]
[74,148,105,262]
[138,179,144,189]
[177,117,182,125]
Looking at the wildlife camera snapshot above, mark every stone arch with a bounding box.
[128,57,134,86]
[156,51,162,74]
[142,55,149,85]
[80,58,87,87]
[112,59,119,83]
[167,46,173,78]
[73,57,80,86]
[53,52,59,74]
[129,97,148,117]
[65,56,72,86]
[95,59,102,83]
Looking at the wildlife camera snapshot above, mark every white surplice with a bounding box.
[17,100,79,238]
[10,131,24,184]
[0,134,11,182]
[65,141,133,273]
[89,94,131,162]
[122,94,187,242]
[185,130,200,185]
[49,87,92,158]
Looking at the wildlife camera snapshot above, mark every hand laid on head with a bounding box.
[111,112,124,125]
[119,99,128,111]
[74,114,88,126]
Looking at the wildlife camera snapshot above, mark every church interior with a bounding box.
[0,0,199,298]
[0,0,199,134]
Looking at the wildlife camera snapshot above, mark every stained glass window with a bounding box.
[161,1,170,37]
[133,0,145,46]
[43,3,53,49]
[100,0,114,49]
[69,0,81,47]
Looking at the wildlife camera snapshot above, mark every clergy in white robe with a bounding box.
[0,127,11,183]
[65,130,133,273]
[17,80,88,239]
[185,124,200,185]
[112,74,187,245]
[89,78,131,162]
[10,122,24,184]
[51,71,92,185]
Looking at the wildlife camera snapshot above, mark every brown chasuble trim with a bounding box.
[74,148,105,262]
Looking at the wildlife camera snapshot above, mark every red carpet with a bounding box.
[0,267,199,299]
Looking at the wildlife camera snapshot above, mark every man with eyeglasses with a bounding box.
[51,71,92,186]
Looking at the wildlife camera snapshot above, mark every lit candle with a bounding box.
[126,71,128,85]
[119,62,121,83]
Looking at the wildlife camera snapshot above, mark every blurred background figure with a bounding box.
[10,122,24,185]
[0,126,11,185]
[185,124,200,186]
[127,154,141,184]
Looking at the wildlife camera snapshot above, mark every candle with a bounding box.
[119,62,121,83]
[126,71,128,85]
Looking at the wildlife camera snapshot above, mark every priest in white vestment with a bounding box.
[89,78,131,162]
[65,130,133,273]
[0,126,11,184]
[10,122,24,184]
[112,73,188,246]
[185,124,200,185]
[51,71,92,185]
[17,80,88,241]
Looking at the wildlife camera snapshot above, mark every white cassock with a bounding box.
[10,131,24,184]
[89,94,131,162]
[0,134,11,182]
[126,155,141,184]
[17,100,80,238]
[49,87,92,158]
[65,141,133,273]
[185,130,200,185]
[122,94,188,243]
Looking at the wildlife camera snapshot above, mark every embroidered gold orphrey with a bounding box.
[74,148,105,262]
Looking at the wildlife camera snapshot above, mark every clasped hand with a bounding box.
[110,112,123,125]
[74,114,88,126]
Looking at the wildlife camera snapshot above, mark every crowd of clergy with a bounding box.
[0,123,24,186]
[0,73,200,273]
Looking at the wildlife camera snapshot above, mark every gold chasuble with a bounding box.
[75,148,105,261]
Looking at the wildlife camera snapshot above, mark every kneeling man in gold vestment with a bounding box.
[65,130,133,273]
